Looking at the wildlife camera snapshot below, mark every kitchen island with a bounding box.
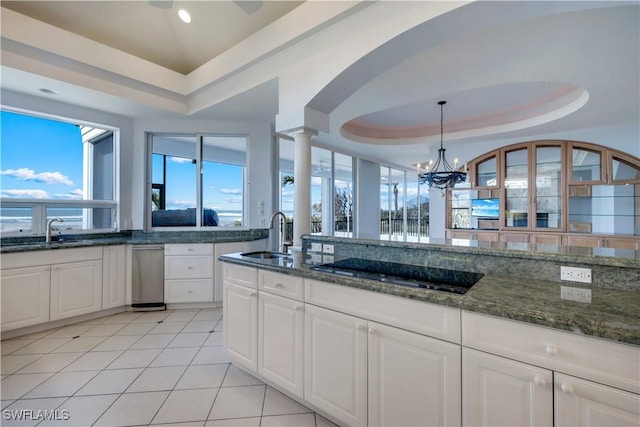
[220,235,640,427]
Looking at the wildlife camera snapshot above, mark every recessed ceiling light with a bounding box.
[39,88,57,95]
[178,9,191,23]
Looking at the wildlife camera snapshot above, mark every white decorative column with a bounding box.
[290,128,316,247]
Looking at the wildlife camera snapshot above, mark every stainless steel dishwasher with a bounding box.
[132,245,166,311]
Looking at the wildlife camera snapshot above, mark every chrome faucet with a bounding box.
[269,211,290,253]
[454,212,463,229]
[46,217,64,243]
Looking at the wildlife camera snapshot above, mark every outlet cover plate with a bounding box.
[560,266,592,283]
[561,285,592,303]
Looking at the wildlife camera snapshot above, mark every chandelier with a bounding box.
[418,100,467,189]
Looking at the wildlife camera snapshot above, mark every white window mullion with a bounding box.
[83,138,93,229]
[196,134,203,228]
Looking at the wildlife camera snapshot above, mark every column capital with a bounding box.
[276,126,318,140]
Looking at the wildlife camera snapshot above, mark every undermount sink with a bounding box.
[310,258,483,294]
[240,251,289,259]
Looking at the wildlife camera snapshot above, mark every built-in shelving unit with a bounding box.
[447,140,640,248]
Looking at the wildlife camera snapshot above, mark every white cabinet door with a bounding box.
[224,281,258,373]
[555,373,640,427]
[102,245,126,309]
[215,242,250,303]
[368,321,461,427]
[463,348,552,427]
[1,266,50,331]
[304,304,367,427]
[50,260,102,321]
[258,291,304,398]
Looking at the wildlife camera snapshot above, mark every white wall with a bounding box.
[355,159,380,240]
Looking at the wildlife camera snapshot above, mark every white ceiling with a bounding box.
[1,0,303,74]
[1,1,638,169]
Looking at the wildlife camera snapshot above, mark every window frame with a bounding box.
[146,132,248,231]
[0,108,120,237]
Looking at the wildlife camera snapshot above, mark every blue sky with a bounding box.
[1,111,245,218]
[1,111,84,200]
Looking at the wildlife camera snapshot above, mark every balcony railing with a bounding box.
[283,218,429,239]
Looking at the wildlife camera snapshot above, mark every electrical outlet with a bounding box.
[561,285,592,303]
[560,266,592,283]
[322,255,335,263]
[310,243,323,253]
[322,244,334,254]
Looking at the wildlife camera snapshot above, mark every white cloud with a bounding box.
[1,189,49,199]
[0,168,74,185]
[219,188,242,195]
[54,189,84,200]
[224,197,243,204]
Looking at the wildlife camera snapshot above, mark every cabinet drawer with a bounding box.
[164,243,213,256]
[462,311,640,394]
[305,279,460,343]
[1,246,103,269]
[165,279,214,303]
[223,263,257,289]
[165,256,213,279]
[259,270,304,301]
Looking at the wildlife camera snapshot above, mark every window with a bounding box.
[334,153,354,237]
[311,146,332,235]
[149,134,246,228]
[381,166,427,241]
[0,110,117,236]
[279,141,354,237]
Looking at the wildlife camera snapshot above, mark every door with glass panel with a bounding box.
[533,144,562,231]
[504,146,529,228]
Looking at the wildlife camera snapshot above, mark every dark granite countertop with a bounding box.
[220,252,640,346]
[0,229,269,253]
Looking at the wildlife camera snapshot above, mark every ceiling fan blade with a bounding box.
[149,0,173,9]
[234,0,263,15]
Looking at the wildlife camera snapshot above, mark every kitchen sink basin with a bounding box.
[240,251,290,259]
[310,258,483,294]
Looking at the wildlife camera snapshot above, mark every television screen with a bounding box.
[471,198,500,218]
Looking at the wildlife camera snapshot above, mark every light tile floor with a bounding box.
[1,309,338,427]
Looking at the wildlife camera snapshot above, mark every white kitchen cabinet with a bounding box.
[555,373,640,427]
[462,311,640,427]
[258,291,304,398]
[259,269,304,301]
[102,245,127,309]
[1,265,51,331]
[214,239,267,303]
[463,347,553,427]
[304,304,368,427]
[50,259,103,321]
[368,321,461,427]
[223,264,259,373]
[462,311,639,394]
[164,243,214,303]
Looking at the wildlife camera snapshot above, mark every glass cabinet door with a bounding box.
[504,147,529,227]
[571,146,601,182]
[534,146,562,229]
[475,154,498,187]
[611,155,640,182]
